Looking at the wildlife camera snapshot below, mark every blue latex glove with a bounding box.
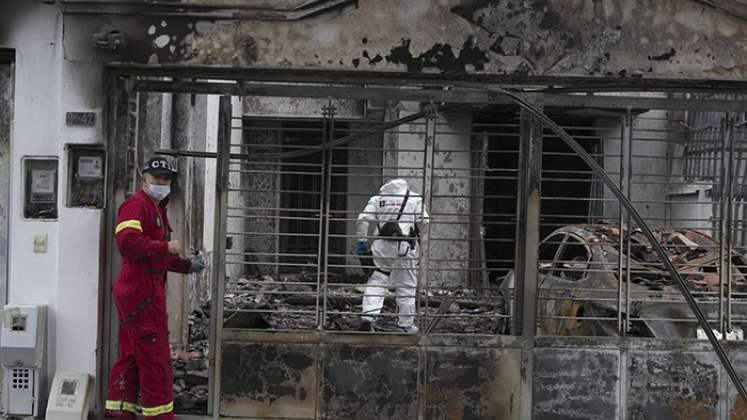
[190,255,208,273]
[356,240,369,256]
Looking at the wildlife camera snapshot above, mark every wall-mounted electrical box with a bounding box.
[66,145,106,208]
[1,304,47,417]
[23,157,58,220]
[45,372,91,420]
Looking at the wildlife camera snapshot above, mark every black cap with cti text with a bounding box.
[142,157,177,177]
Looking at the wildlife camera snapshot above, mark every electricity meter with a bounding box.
[66,145,106,208]
[23,158,58,219]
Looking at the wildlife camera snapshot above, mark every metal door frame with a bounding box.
[0,49,14,318]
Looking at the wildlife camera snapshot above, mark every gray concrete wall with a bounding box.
[186,94,209,315]
[345,120,383,276]
[167,93,209,347]
[236,118,280,279]
[599,115,626,221]
[601,109,673,229]
[629,110,673,228]
[394,106,428,192]
[599,107,720,235]
[666,109,719,236]
[430,112,474,288]
[668,188,716,234]
[201,93,220,307]
[389,107,476,287]
[226,96,246,282]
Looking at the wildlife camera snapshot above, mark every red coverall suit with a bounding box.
[105,190,191,419]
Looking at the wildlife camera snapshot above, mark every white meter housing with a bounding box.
[1,304,45,367]
[1,304,46,417]
[46,372,91,420]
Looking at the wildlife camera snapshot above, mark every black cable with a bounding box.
[247,103,468,160]
[156,103,469,162]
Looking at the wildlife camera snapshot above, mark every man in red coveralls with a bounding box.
[105,157,205,419]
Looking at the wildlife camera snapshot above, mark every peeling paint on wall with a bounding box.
[726,350,747,420]
[627,351,720,420]
[220,343,317,418]
[429,111,474,288]
[450,0,625,74]
[146,19,259,66]
[179,22,258,66]
[533,348,619,419]
[451,0,579,69]
[322,345,418,420]
[427,347,520,420]
[384,36,489,72]
[649,47,677,61]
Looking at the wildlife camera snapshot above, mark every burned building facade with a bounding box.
[3,0,747,418]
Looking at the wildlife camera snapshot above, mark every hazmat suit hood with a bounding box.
[380,178,409,195]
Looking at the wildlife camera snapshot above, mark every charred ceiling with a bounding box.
[58,1,747,79]
[61,0,359,20]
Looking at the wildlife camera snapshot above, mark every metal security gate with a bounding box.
[208,99,515,333]
[203,95,519,418]
[103,66,747,419]
[535,105,747,339]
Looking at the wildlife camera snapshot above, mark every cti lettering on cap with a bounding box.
[151,160,168,169]
[142,157,177,176]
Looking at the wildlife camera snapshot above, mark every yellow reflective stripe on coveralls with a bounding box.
[115,220,143,234]
[105,400,138,413]
[141,401,174,417]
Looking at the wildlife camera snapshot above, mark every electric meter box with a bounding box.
[46,372,91,420]
[1,304,45,367]
[1,304,47,417]
[23,157,59,220]
[66,145,106,208]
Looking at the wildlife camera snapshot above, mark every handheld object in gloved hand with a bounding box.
[355,240,369,256]
[190,252,208,273]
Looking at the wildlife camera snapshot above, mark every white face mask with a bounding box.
[147,184,171,201]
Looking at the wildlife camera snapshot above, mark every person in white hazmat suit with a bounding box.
[356,178,429,333]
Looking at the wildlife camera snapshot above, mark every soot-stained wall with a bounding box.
[62,0,747,79]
